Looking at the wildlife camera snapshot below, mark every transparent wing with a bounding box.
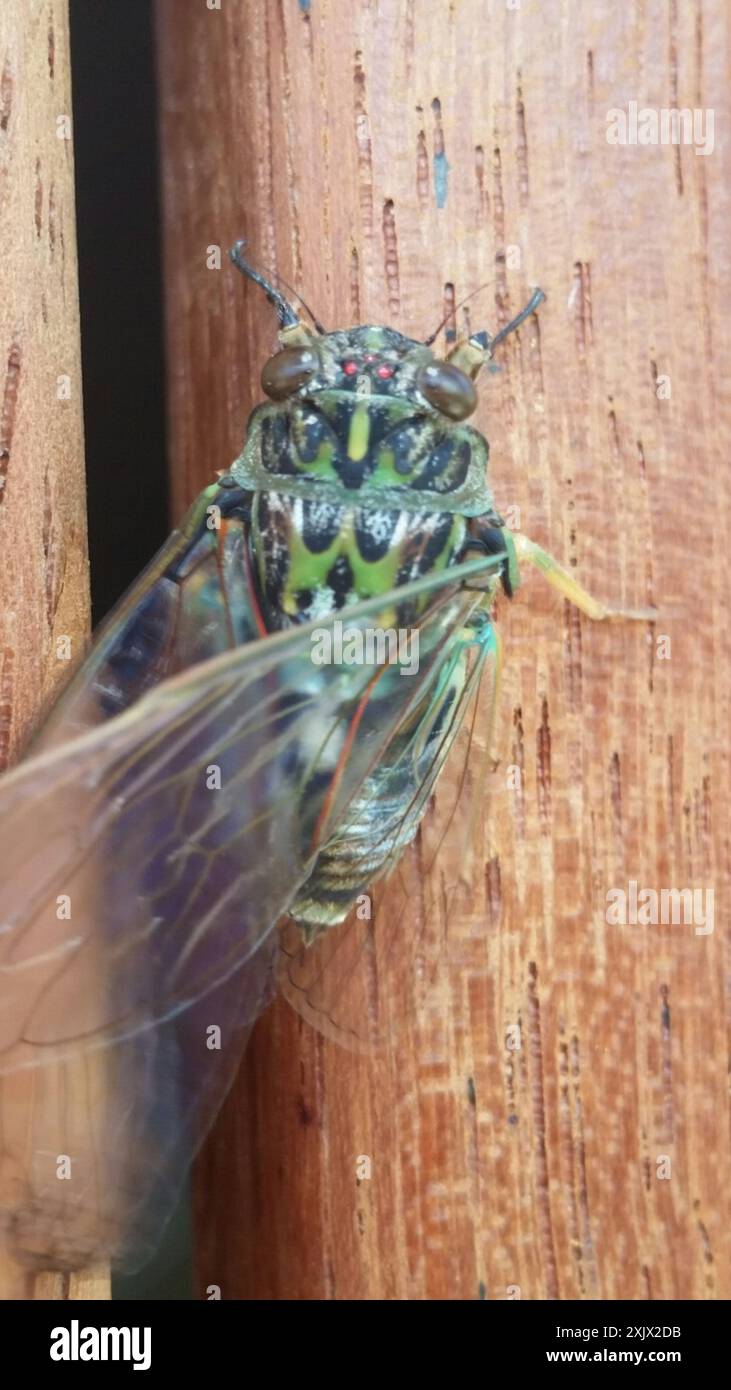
[0,553,501,1267]
[32,479,262,749]
[277,612,501,1051]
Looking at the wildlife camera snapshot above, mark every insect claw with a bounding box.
[604,606,660,622]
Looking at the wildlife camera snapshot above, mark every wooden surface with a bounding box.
[0,0,107,1299]
[157,0,730,1299]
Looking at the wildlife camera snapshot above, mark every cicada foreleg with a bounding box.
[511,533,657,622]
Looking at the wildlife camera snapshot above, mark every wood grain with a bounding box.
[156,0,731,1299]
[0,0,107,1299]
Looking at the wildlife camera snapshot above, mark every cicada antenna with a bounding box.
[229,240,326,333]
[472,288,546,356]
[273,274,327,336]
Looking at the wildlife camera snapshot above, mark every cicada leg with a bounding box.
[479,606,503,770]
[512,533,657,621]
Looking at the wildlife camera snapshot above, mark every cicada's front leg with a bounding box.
[457,511,656,765]
[462,513,656,623]
[510,532,656,622]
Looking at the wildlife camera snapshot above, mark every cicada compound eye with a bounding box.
[261,345,319,401]
[416,361,478,421]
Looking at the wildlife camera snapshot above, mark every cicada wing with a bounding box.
[33,481,261,749]
[2,478,270,1270]
[0,623,301,1268]
[2,944,277,1272]
[0,555,500,1265]
[277,614,501,1052]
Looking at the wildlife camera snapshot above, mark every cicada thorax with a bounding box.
[249,492,468,629]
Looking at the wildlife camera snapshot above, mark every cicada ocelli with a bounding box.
[0,244,654,1270]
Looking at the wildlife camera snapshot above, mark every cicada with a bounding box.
[0,245,652,1272]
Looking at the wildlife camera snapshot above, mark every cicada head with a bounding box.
[230,241,543,504]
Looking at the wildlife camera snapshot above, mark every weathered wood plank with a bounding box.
[0,0,107,1300]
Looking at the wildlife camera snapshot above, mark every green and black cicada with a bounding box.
[0,244,652,1270]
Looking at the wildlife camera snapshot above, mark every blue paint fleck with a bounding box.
[298,0,311,11]
[434,151,450,208]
